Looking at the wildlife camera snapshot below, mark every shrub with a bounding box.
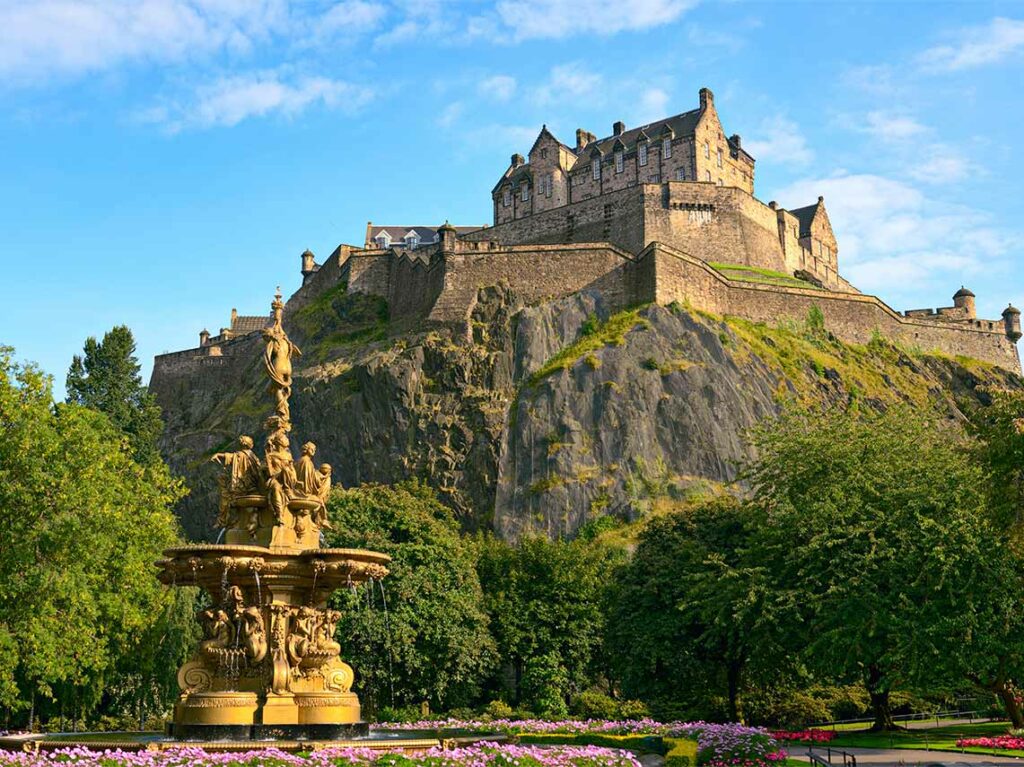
[484,700,514,719]
[810,685,869,721]
[574,690,619,720]
[742,687,829,729]
[522,652,569,717]
[618,699,651,720]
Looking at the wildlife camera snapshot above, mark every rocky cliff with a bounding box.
[152,285,1021,542]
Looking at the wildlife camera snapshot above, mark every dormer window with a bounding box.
[615,150,624,173]
[375,231,391,248]
[405,231,420,249]
[503,187,511,207]
[521,183,530,202]
[638,142,648,166]
[662,138,672,158]
[717,148,723,168]
[592,158,601,180]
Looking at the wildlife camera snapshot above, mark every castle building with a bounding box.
[154,87,1022,378]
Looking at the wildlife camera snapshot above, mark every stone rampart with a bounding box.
[645,243,1020,372]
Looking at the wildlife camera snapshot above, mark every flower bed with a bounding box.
[770,730,836,744]
[956,735,1024,751]
[380,720,781,767]
[0,744,642,767]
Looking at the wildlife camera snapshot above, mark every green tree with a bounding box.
[325,481,495,713]
[477,532,625,709]
[608,496,774,721]
[66,325,163,465]
[0,346,187,726]
[747,405,996,730]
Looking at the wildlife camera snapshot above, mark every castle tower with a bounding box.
[953,287,976,319]
[1003,305,1021,342]
[199,328,210,347]
[438,220,457,254]
[301,249,317,284]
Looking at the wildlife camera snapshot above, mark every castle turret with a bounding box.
[301,249,317,281]
[1003,304,1021,342]
[199,328,210,347]
[953,286,976,319]
[438,220,457,254]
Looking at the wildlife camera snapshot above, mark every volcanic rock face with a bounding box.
[152,288,1020,542]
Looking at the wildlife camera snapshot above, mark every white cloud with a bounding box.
[491,0,696,41]
[316,0,387,37]
[479,74,516,102]
[744,115,814,166]
[531,63,602,106]
[906,143,975,185]
[859,110,927,142]
[139,71,372,131]
[774,171,1014,301]
[635,87,669,124]
[437,101,464,128]
[917,17,1024,72]
[0,0,287,83]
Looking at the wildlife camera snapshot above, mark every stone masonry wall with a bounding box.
[646,244,1021,372]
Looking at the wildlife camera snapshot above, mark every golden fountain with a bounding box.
[155,289,390,741]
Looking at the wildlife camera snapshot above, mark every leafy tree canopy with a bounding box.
[746,405,1000,729]
[66,325,163,465]
[325,481,496,713]
[0,346,188,719]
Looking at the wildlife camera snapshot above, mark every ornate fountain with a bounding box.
[155,290,391,741]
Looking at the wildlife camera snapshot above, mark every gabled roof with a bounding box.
[789,200,823,238]
[367,225,482,247]
[231,314,273,334]
[528,125,573,156]
[577,108,702,160]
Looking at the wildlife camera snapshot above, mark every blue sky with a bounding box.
[1,0,1023,392]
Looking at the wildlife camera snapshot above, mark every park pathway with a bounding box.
[801,746,1024,767]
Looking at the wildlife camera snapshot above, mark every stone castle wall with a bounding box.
[645,244,1020,370]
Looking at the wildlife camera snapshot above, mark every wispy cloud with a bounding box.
[531,63,603,106]
[0,0,287,84]
[858,110,927,142]
[137,71,373,132]
[775,171,1015,302]
[479,74,517,102]
[917,17,1024,72]
[744,115,814,166]
[436,100,464,128]
[486,0,697,42]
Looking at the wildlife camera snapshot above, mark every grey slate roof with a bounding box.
[789,202,821,237]
[231,315,272,334]
[367,225,482,248]
[579,109,702,158]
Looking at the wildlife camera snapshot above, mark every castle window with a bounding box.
[705,170,711,182]
[615,151,624,173]
[675,168,686,181]
[717,148,723,168]
[717,178,723,186]
[649,174,660,183]
[375,231,391,248]
[541,148,548,159]
[405,231,420,249]
[638,142,648,166]
[546,177,553,197]
[592,158,601,180]
[662,138,672,159]
[502,188,511,207]
[704,141,710,159]
[521,183,530,202]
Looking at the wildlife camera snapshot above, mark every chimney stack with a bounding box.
[730,133,741,148]
[699,87,714,110]
[613,121,625,136]
[511,153,524,168]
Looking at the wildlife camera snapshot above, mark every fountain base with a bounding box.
[168,721,371,742]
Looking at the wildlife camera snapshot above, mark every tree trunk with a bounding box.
[727,660,741,723]
[998,685,1024,729]
[867,667,898,731]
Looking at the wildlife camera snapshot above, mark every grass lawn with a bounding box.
[818,721,1024,758]
[708,262,824,290]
